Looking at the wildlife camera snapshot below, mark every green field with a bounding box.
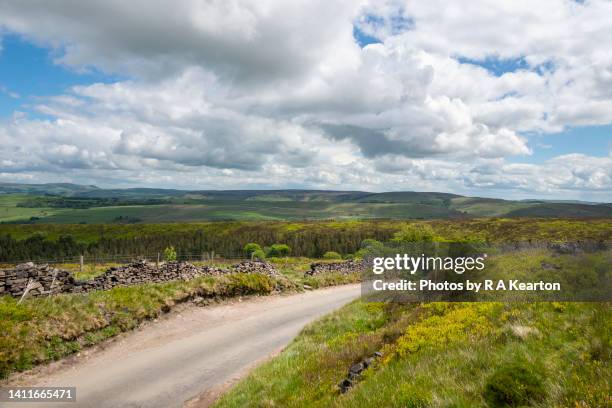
[0,194,64,222]
[0,195,468,223]
[0,184,609,224]
[35,202,469,223]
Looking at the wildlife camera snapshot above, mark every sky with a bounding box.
[0,0,611,201]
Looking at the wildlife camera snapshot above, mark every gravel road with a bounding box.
[3,284,361,408]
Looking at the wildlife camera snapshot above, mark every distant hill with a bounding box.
[0,182,100,195]
[505,203,612,218]
[0,183,609,223]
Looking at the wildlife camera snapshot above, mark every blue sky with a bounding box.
[0,1,610,200]
[524,125,612,161]
[0,34,122,118]
[457,56,531,77]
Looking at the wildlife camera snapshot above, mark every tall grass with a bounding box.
[215,301,610,407]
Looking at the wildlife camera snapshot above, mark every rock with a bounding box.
[0,263,70,298]
[200,265,231,276]
[16,262,35,270]
[232,260,280,277]
[349,363,364,374]
[541,262,561,270]
[305,260,364,276]
[339,379,352,393]
[549,242,582,254]
[340,357,377,393]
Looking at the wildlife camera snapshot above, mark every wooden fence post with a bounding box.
[79,255,84,272]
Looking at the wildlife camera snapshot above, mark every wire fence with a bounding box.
[0,252,250,267]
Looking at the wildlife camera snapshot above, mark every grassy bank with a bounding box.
[214,299,610,407]
[0,260,360,379]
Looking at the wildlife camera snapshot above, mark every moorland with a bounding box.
[1,182,610,224]
[0,183,610,407]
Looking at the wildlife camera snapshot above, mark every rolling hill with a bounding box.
[0,183,609,223]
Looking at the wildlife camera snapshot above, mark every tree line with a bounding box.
[0,223,397,262]
[1,218,609,262]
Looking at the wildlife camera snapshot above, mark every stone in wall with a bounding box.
[232,260,280,277]
[305,260,364,276]
[0,262,75,298]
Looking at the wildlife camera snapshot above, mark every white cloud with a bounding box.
[0,0,610,200]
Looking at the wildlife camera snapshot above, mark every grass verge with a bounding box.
[0,262,360,380]
[214,300,610,407]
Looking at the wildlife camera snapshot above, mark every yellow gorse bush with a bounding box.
[392,303,499,359]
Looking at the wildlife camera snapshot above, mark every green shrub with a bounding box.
[243,243,262,257]
[251,249,266,260]
[483,360,546,407]
[360,238,384,249]
[323,251,342,260]
[163,246,177,262]
[391,224,438,243]
[355,239,385,259]
[266,243,291,257]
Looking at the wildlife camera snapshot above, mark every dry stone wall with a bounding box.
[232,260,280,277]
[306,260,364,276]
[72,261,232,292]
[1,260,280,298]
[0,262,76,298]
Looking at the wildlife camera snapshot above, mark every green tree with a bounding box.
[244,242,262,257]
[355,238,384,259]
[251,249,266,260]
[391,224,438,243]
[360,238,384,250]
[266,243,291,257]
[164,246,177,262]
[323,251,342,260]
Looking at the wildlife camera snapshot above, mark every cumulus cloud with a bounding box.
[0,0,610,200]
[0,0,361,82]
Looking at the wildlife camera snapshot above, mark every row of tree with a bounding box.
[0,222,475,262]
[0,223,397,262]
[244,242,348,260]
